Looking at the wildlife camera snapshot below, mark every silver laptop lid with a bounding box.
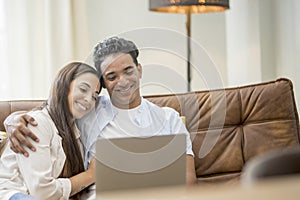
[95,134,186,192]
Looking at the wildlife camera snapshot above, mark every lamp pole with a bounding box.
[149,0,230,92]
[186,10,191,92]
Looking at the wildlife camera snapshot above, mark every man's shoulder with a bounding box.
[142,98,176,110]
[98,95,110,104]
[77,95,112,130]
[84,95,111,116]
[142,98,180,117]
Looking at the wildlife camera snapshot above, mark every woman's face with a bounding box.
[68,73,100,119]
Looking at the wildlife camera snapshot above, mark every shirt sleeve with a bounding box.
[16,111,71,200]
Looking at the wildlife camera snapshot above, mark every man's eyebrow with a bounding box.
[104,66,135,76]
[124,66,135,71]
[104,71,116,77]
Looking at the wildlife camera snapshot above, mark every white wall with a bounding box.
[226,0,262,86]
[1,0,299,112]
[0,0,90,100]
[259,0,276,81]
[274,0,300,110]
[86,0,299,110]
[86,0,227,95]
[226,0,300,111]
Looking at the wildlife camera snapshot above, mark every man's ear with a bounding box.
[137,63,142,79]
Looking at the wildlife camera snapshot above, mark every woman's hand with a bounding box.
[86,158,96,183]
[70,157,96,196]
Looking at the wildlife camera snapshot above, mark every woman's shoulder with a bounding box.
[28,108,53,124]
[27,108,57,138]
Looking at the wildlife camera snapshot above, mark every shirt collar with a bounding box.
[93,96,154,132]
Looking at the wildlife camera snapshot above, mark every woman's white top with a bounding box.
[0,108,72,200]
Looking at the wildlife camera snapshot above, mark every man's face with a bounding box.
[100,53,142,109]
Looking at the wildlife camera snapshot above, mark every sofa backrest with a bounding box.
[145,78,300,184]
[0,78,299,184]
[0,100,45,132]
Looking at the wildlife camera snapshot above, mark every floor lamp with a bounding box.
[149,0,230,92]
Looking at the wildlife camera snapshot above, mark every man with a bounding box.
[5,37,197,185]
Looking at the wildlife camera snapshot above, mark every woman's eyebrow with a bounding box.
[80,82,91,88]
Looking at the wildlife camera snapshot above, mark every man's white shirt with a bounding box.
[77,95,194,169]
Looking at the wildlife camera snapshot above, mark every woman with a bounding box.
[0,62,101,200]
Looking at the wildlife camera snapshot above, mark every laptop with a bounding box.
[95,134,186,192]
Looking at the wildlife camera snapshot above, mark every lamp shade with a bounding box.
[149,0,229,13]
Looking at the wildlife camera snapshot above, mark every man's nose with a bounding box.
[117,75,129,86]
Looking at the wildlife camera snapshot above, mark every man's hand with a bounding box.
[4,111,39,157]
[186,155,197,186]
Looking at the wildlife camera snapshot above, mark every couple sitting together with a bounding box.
[0,37,197,200]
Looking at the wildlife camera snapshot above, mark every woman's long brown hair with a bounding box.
[46,62,100,199]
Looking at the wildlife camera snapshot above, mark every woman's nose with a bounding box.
[84,94,93,105]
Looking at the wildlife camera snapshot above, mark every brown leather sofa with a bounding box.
[0,78,299,185]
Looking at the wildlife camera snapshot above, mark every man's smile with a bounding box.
[115,85,134,95]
